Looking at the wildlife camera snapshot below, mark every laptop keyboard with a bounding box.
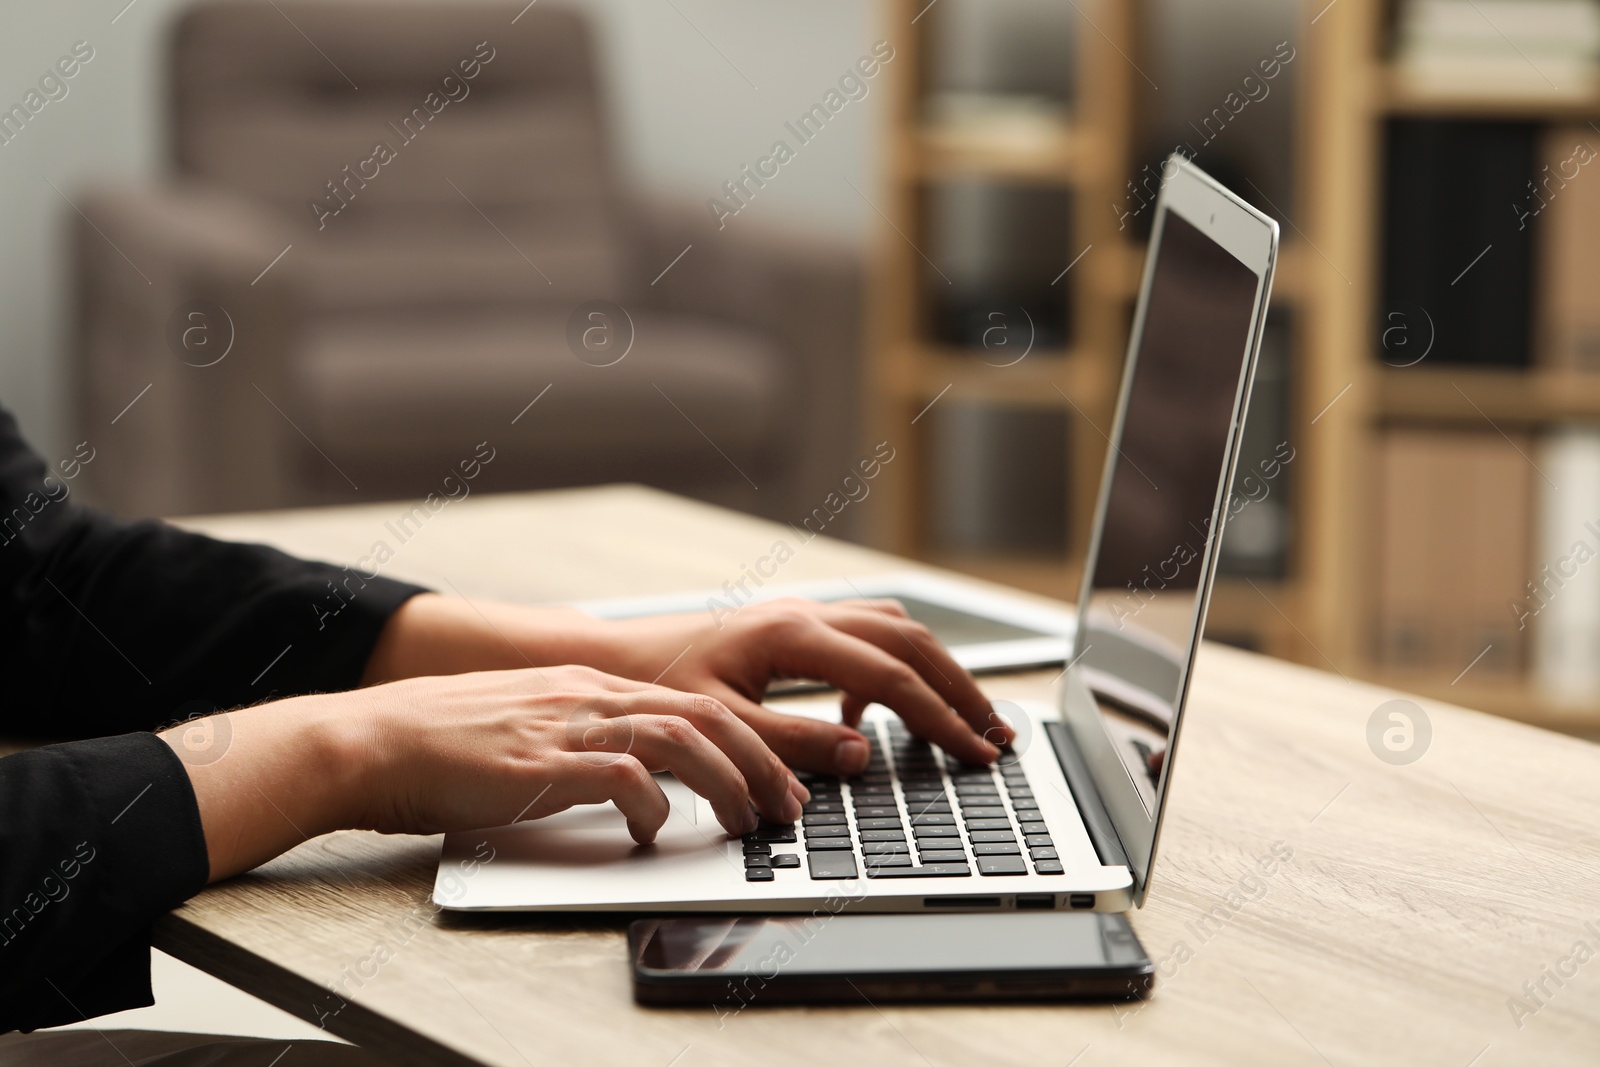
[742,719,1063,881]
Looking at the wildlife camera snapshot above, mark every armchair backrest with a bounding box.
[170,1,624,301]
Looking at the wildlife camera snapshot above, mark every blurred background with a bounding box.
[5,0,1600,744]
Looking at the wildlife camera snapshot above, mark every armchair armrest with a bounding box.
[627,197,865,530]
[70,185,303,518]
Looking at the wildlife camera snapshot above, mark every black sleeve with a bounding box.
[0,404,428,1031]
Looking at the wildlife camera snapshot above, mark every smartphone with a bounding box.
[629,912,1154,1007]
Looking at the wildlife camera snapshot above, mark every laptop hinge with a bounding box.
[1046,721,1131,872]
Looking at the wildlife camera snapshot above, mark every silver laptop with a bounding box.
[435,156,1279,914]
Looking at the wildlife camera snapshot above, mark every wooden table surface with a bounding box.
[161,485,1600,1066]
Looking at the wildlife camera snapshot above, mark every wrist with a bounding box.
[362,593,623,683]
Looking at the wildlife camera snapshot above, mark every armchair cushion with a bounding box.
[293,310,789,489]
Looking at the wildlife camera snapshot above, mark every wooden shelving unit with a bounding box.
[1302,0,1600,733]
[866,0,1600,733]
[866,0,1140,609]
[866,0,1314,665]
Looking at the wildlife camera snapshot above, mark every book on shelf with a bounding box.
[1530,426,1600,705]
[1394,0,1600,97]
[1375,429,1531,677]
[1535,126,1600,373]
[1380,119,1537,367]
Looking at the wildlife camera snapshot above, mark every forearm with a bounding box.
[360,593,627,685]
[160,696,370,882]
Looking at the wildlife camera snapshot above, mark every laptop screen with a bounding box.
[1073,207,1266,815]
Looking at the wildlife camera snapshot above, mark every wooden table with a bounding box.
[161,485,1600,1066]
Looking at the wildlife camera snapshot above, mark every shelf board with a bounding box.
[1377,366,1600,425]
[890,345,1110,409]
[907,121,1091,185]
[1375,64,1600,119]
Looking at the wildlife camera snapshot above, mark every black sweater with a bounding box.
[0,404,424,1031]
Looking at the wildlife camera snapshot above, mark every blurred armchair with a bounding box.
[72,0,861,525]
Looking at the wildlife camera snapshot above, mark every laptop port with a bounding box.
[925,896,1002,908]
[1015,894,1056,910]
[1068,893,1096,909]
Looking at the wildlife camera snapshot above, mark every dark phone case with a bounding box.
[628,918,1155,1008]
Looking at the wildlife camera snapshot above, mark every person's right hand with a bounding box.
[163,666,808,883]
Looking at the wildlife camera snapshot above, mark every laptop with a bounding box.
[435,156,1279,914]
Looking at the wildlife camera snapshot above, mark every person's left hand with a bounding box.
[364,594,1012,776]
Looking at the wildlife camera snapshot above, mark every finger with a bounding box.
[831,597,911,619]
[815,605,1010,747]
[714,685,875,776]
[840,692,870,729]
[554,751,669,844]
[611,687,800,831]
[605,713,766,835]
[758,615,999,765]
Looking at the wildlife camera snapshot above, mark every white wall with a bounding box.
[0,0,886,458]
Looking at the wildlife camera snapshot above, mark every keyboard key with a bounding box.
[852,806,900,820]
[1005,788,1034,800]
[863,853,913,868]
[954,784,1000,796]
[743,841,771,856]
[852,783,895,795]
[746,867,775,882]
[1033,859,1065,874]
[862,841,910,855]
[802,812,847,826]
[918,849,968,863]
[1011,799,1040,811]
[858,829,906,842]
[856,817,904,831]
[1029,847,1059,861]
[973,841,1021,855]
[965,818,1012,831]
[745,853,772,867]
[913,824,962,838]
[808,852,859,879]
[865,863,971,878]
[977,855,1028,876]
[770,853,802,869]
[906,806,952,819]
[909,813,955,826]
[805,838,853,851]
[804,824,850,838]
[802,800,846,814]
[747,824,796,843]
[1024,834,1053,849]
[1017,811,1047,824]
[961,806,1008,819]
[969,830,1017,844]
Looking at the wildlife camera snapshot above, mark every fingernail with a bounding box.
[742,806,761,834]
[834,737,870,774]
[788,774,811,804]
[781,793,803,823]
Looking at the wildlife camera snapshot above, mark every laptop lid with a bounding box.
[1061,156,1278,906]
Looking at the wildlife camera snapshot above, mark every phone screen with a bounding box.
[635,912,1148,977]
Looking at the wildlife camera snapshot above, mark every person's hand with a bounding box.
[361,593,1012,777]
[589,598,1011,774]
[164,666,807,882]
